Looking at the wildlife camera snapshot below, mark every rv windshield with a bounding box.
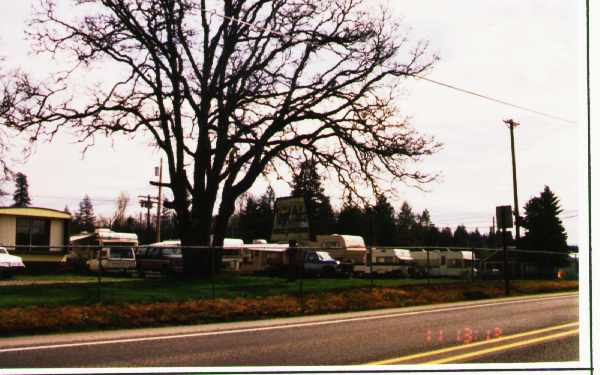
[109,247,134,259]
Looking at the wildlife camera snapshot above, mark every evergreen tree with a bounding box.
[468,228,483,248]
[369,195,397,246]
[423,224,441,246]
[239,188,275,242]
[74,195,96,233]
[291,159,335,239]
[413,209,432,246]
[337,200,366,236]
[520,186,569,267]
[438,227,453,246]
[12,172,31,207]
[453,225,469,246]
[396,202,417,245]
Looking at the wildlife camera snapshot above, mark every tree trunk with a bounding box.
[179,198,213,278]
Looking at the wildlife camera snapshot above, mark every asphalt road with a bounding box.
[0,292,579,368]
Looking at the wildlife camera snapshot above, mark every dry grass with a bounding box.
[0,280,577,336]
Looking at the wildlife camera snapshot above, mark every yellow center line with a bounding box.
[425,328,579,364]
[367,321,579,365]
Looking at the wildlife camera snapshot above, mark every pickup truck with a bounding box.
[136,246,183,277]
[303,251,340,277]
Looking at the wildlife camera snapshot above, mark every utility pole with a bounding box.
[138,195,154,233]
[156,158,163,243]
[503,119,521,244]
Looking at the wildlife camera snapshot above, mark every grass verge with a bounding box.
[0,279,577,337]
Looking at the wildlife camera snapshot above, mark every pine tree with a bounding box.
[291,159,335,239]
[337,200,366,236]
[397,202,417,245]
[520,186,569,268]
[12,172,31,207]
[75,195,96,232]
[239,188,276,242]
[468,229,483,248]
[370,195,397,246]
[453,225,469,246]
[439,227,453,246]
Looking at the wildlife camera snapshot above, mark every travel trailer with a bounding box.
[238,242,290,273]
[353,248,416,277]
[411,249,475,278]
[310,234,367,264]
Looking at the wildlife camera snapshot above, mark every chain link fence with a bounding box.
[0,243,577,309]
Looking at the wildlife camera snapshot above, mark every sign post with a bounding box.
[496,205,513,296]
[272,197,310,282]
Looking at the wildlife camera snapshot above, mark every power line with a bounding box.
[414,76,577,125]
[203,8,577,126]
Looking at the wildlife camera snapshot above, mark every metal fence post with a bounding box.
[210,246,215,299]
[369,246,374,288]
[426,248,430,286]
[97,246,103,301]
[299,260,304,313]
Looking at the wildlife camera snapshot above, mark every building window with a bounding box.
[15,217,51,251]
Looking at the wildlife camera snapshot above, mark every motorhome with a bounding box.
[310,234,367,264]
[68,229,138,274]
[411,249,475,278]
[353,248,416,277]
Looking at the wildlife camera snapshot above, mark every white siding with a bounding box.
[0,216,16,247]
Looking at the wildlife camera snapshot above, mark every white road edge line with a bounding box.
[0,292,577,353]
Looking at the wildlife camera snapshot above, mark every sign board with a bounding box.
[496,205,513,229]
[271,197,310,242]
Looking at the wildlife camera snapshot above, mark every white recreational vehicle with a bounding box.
[411,249,475,278]
[68,228,138,274]
[310,234,367,264]
[353,248,416,277]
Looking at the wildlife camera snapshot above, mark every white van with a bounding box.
[86,245,137,274]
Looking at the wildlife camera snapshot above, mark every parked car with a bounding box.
[303,251,340,277]
[0,247,26,278]
[86,246,137,275]
[136,245,183,277]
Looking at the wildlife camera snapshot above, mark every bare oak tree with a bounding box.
[3,0,440,275]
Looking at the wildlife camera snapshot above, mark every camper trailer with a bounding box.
[238,243,290,274]
[353,248,416,277]
[68,229,138,273]
[411,249,475,278]
[311,234,366,264]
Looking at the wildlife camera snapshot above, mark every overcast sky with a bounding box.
[0,1,586,245]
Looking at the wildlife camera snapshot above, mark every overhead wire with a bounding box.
[203,8,577,125]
